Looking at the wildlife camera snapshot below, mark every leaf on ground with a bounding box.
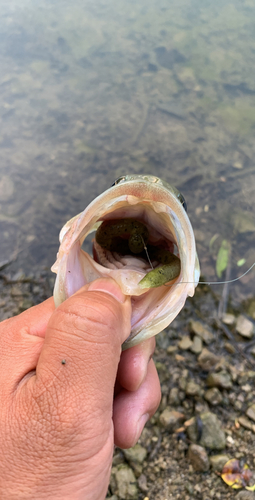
[246,485,255,491]
[237,258,246,267]
[216,240,231,278]
[221,459,253,489]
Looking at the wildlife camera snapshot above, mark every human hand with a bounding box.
[0,278,161,500]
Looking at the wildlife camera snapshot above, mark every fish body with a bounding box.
[52,175,200,349]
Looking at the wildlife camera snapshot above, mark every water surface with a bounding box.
[0,0,255,308]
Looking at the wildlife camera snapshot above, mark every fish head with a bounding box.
[51,175,200,348]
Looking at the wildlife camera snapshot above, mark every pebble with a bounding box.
[11,286,23,297]
[123,444,147,464]
[20,299,34,311]
[167,345,178,354]
[224,342,236,354]
[246,403,255,422]
[235,492,255,500]
[190,335,203,354]
[178,335,193,350]
[169,387,180,406]
[188,444,210,472]
[206,371,232,389]
[115,465,138,499]
[159,408,185,431]
[209,454,229,471]
[236,315,254,338]
[204,387,223,405]
[187,411,226,450]
[198,348,221,371]
[185,380,202,397]
[189,320,214,344]
[137,473,148,493]
[221,313,235,325]
[238,416,255,432]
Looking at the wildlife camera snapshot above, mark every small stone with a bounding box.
[233,161,243,169]
[11,286,23,297]
[123,444,147,464]
[115,465,138,499]
[19,299,34,311]
[236,315,254,338]
[179,374,188,391]
[224,342,236,354]
[239,416,255,432]
[195,401,209,414]
[137,474,148,492]
[189,320,214,344]
[187,412,226,450]
[159,408,185,431]
[190,335,203,354]
[169,387,180,406]
[204,387,223,406]
[209,454,229,471]
[222,313,235,325]
[178,335,193,350]
[206,371,232,389]
[167,345,178,354]
[198,348,221,371]
[246,403,255,422]
[235,491,255,500]
[112,451,125,466]
[185,380,202,397]
[188,444,210,472]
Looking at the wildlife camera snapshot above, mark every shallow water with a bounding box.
[0,0,255,307]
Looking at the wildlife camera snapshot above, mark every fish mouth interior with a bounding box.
[94,203,178,264]
[90,202,181,300]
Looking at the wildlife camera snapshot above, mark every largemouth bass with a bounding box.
[52,175,200,349]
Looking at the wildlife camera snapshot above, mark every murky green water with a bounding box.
[0,0,255,307]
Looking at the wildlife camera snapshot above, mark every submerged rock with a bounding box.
[190,320,214,344]
[236,315,254,338]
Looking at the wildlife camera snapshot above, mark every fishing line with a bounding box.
[196,261,255,286]
[139,235,255,286]
[140,235,154,270]
[165,261,255,287]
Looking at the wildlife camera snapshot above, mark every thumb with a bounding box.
[32,278,131,422]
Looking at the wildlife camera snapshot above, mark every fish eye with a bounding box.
[111,176,126,186]
[178,192,187,212]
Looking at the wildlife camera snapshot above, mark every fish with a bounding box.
[51,174,200,349]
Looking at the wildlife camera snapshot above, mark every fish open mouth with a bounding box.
[92,204,180,293]
[52,175,199,348]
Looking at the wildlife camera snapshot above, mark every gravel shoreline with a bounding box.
[1,270,255,500]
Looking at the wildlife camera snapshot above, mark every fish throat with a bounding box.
[95,217,181,289]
